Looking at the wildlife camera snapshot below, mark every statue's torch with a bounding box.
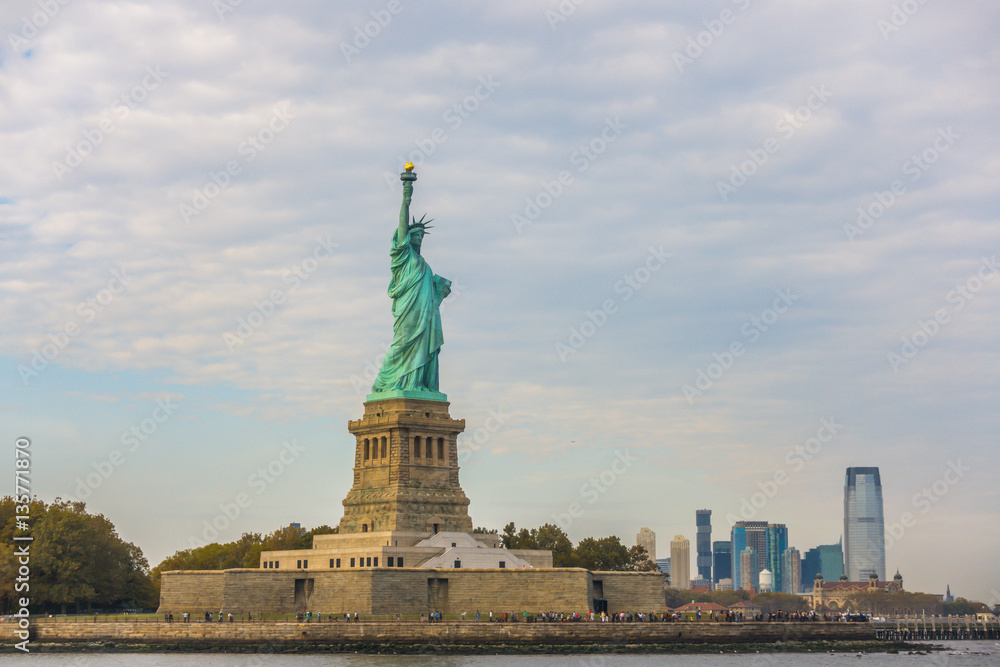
[400,162,417,184]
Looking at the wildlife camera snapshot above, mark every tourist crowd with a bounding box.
[157,609,873,623]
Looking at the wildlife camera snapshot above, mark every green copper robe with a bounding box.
[371,231,450,393]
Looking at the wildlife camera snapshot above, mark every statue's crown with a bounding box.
[408,212,433,233]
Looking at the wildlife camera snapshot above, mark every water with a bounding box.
[2,642,997,666]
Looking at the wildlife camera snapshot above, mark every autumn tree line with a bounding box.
[0,498,340,613]
[489,522,659,572]
[1,499,994,617]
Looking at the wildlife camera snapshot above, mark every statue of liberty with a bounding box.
[370,164,451,399]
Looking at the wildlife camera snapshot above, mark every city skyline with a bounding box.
[2,1,997,605]
[645,468,959,599]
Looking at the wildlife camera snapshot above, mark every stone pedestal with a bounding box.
[341,397,472,534]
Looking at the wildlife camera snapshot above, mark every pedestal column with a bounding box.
[341,397,472,534]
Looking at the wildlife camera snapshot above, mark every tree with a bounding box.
[0,497,47,613]
[841,590,942,616]
[500,522,522,549]
[575,536,632,571]
[1,497,156,613]
[705,589,750,607]
[532,524,576,567]
[121,542,157,607]
[153,523,340,580]
[627,545,658,571]
[261,524,307,552]
[942,597,976,616]
[298,524,337,549]
[31,506,100,613]
[227,531,267,568]
[840,590,884,615]
[665,588,690,609]
[498,523,577,566]
[752,591,809,614]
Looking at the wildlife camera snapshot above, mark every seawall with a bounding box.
[31,619,875,647]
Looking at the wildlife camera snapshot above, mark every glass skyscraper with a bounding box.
[801,539,845,591]
[713,540,731,584]
[843,467,886,581]
[781,547,801,594]
[766,523,788,593]
[730,520,767,591]
[696,509,712,582]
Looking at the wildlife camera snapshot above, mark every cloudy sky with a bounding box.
[2,0,998,601]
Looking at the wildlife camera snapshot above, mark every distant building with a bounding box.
[715,577,733,591]
[812,571,903,610]
[713,540,732,585]
[731,521,767,591]
[671,601,730,616]
[766,523,788,594]
[670,535,690,590]
[636,527,656,561]
[944,585,954,603]
[782,547,801,594]
[656,557,670,578]
[729,600,762,618]
[801,540,844,592]
[696,509,712,583]
[844,467,886,581]
[739,547,756,593]
[691,576,711,592]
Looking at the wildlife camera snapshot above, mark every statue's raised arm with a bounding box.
[370,164,451,401]
[396,176,413,246]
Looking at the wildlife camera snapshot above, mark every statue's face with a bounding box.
[410,229,425,246]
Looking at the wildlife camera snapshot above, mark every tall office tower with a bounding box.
[670,535,691,589]
[730,521,767,590]
[712,540,732,584]
[801,540,845,592]
[696,510,712,583]
[844,467,886,581]
[766,523,788,593]
[655,558,671,576]
[782,547,801,594]
[636,527,656,561]
[739,547,757,592]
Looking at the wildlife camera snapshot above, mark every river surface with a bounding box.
[2,641,997,666]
